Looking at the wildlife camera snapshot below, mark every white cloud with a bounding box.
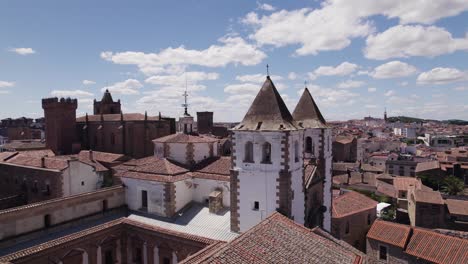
[82,80,96,85]
[365,25,468,60]
[0,81,15,88]
[417,67,468,84]
[384,90,395,97]
[365,104,378,108]
[0,90,10,94]
[298,85,359,107]
[145,72,219,86]
[235,73,282,83]
[288,72,297,80]
[386,96,415,105]
[368,87,376,92]
[369,61,418,79]
[51,89,94,98]
[101,36,266,75]
[224,83,260,94]
[242,1,468,56]
[257,3,275,11]
[313,62,359,77]
[102,79,143,95]
[454,86,468,91]
[399,81,409,86]
[337,80,365,89]
[10,47,35,55]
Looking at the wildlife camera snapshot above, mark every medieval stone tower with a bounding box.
[230,77,332,233]
[292,87,332,231]
[42,97,77,155]
[93,89,121,115]
[230,76,306,232]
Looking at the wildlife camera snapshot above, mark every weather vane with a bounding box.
[266,64,269,76]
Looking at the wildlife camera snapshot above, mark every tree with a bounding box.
[440,176,464,195]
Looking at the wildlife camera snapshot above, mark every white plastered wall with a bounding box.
[121,177,166,216]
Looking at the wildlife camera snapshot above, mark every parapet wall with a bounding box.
[0,185,125,240]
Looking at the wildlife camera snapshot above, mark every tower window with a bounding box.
[305,137,313,153]
[367,214,371,225]
[262,142,271,164]
[244,141,254,163]
[294,141,299,162]
[253,201,259,211]
[345,221,350,234]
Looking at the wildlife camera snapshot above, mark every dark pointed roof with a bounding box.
[234,76,297,131]
[292,88,327,128]
[101,89,114,103]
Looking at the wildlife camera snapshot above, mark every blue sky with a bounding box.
[1,0,468,121]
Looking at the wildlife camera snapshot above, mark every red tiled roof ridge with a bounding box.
[332,191,378,218]
[179,241,227,264]
[0,218,125,262]
[367,219,411,248]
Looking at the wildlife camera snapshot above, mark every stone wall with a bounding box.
[0,186,125,240]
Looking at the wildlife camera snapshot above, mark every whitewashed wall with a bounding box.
[192,178,230,207]
[62,160,103,197]
[121,177,166,216]
[174,180,193,212]
[289,131,305,224]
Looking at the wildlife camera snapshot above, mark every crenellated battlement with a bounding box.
[42,97,78,109]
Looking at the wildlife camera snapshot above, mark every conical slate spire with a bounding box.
[234,76,296,131]
[292,87,327,128]
[101,89,114,103]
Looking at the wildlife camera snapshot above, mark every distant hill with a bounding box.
[388,116,468,125]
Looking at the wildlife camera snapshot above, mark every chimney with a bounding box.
[41,157,45,168]
[89,150,94,161]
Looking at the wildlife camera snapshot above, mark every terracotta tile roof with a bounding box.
[367,220,411,248]
[185,212,363,264]
[4,154,69,171]
[415,160,440,172]
[376,181,397,198]
[393,177,422,191]
[413,189,444,204]
[405,228,468,264]
[445,199,468,216]
[1,140,46,150]
[18,149,55,158]
[78,150,128,163]
[234,76,297,131]
[360,163,383,173]
[0,218,125,262]
[334,136,354,144]
[153,133,219,143]
[180,241,226,263]
[332,191,378,218]
[333,162,357,172]
[0,151,18,161]
[116,157,190,182]
[193,157,231,176]
[76,113,163,122]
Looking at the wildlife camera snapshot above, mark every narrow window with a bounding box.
[262,142,271,163]
[44,214,51,228]
[81,181,84,186]
[345,221,350,234]
[103,200,108,212]
[110,133,115,145]
[367,214,371,225]
[253,201,259,211]
[141,190,148,209]
[305,137,313,153]
[379,245,387,260]
[244,141,254,163]
[294,141,299,162]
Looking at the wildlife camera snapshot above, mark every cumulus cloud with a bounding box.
[417,67,468,84]
[224,83,260,94]
[0,81,15,88]
[10,47,35,55]
[145,72,219,86]
[365,25,468,60]
[242,1,468,56]
[257,3,275,11]
[101,36,266,75]
[51,90,94,98]
[313,62,359,77]
[384,90,395,97]
[235,73,282,83]
[102,79,143,95]
[288,72,297,80]
[82,80,96,85]
[298,85,359,107]
[337,80,365,89]
[368,87,376,92]
[369,61,418,79]
[454,86,468,91]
